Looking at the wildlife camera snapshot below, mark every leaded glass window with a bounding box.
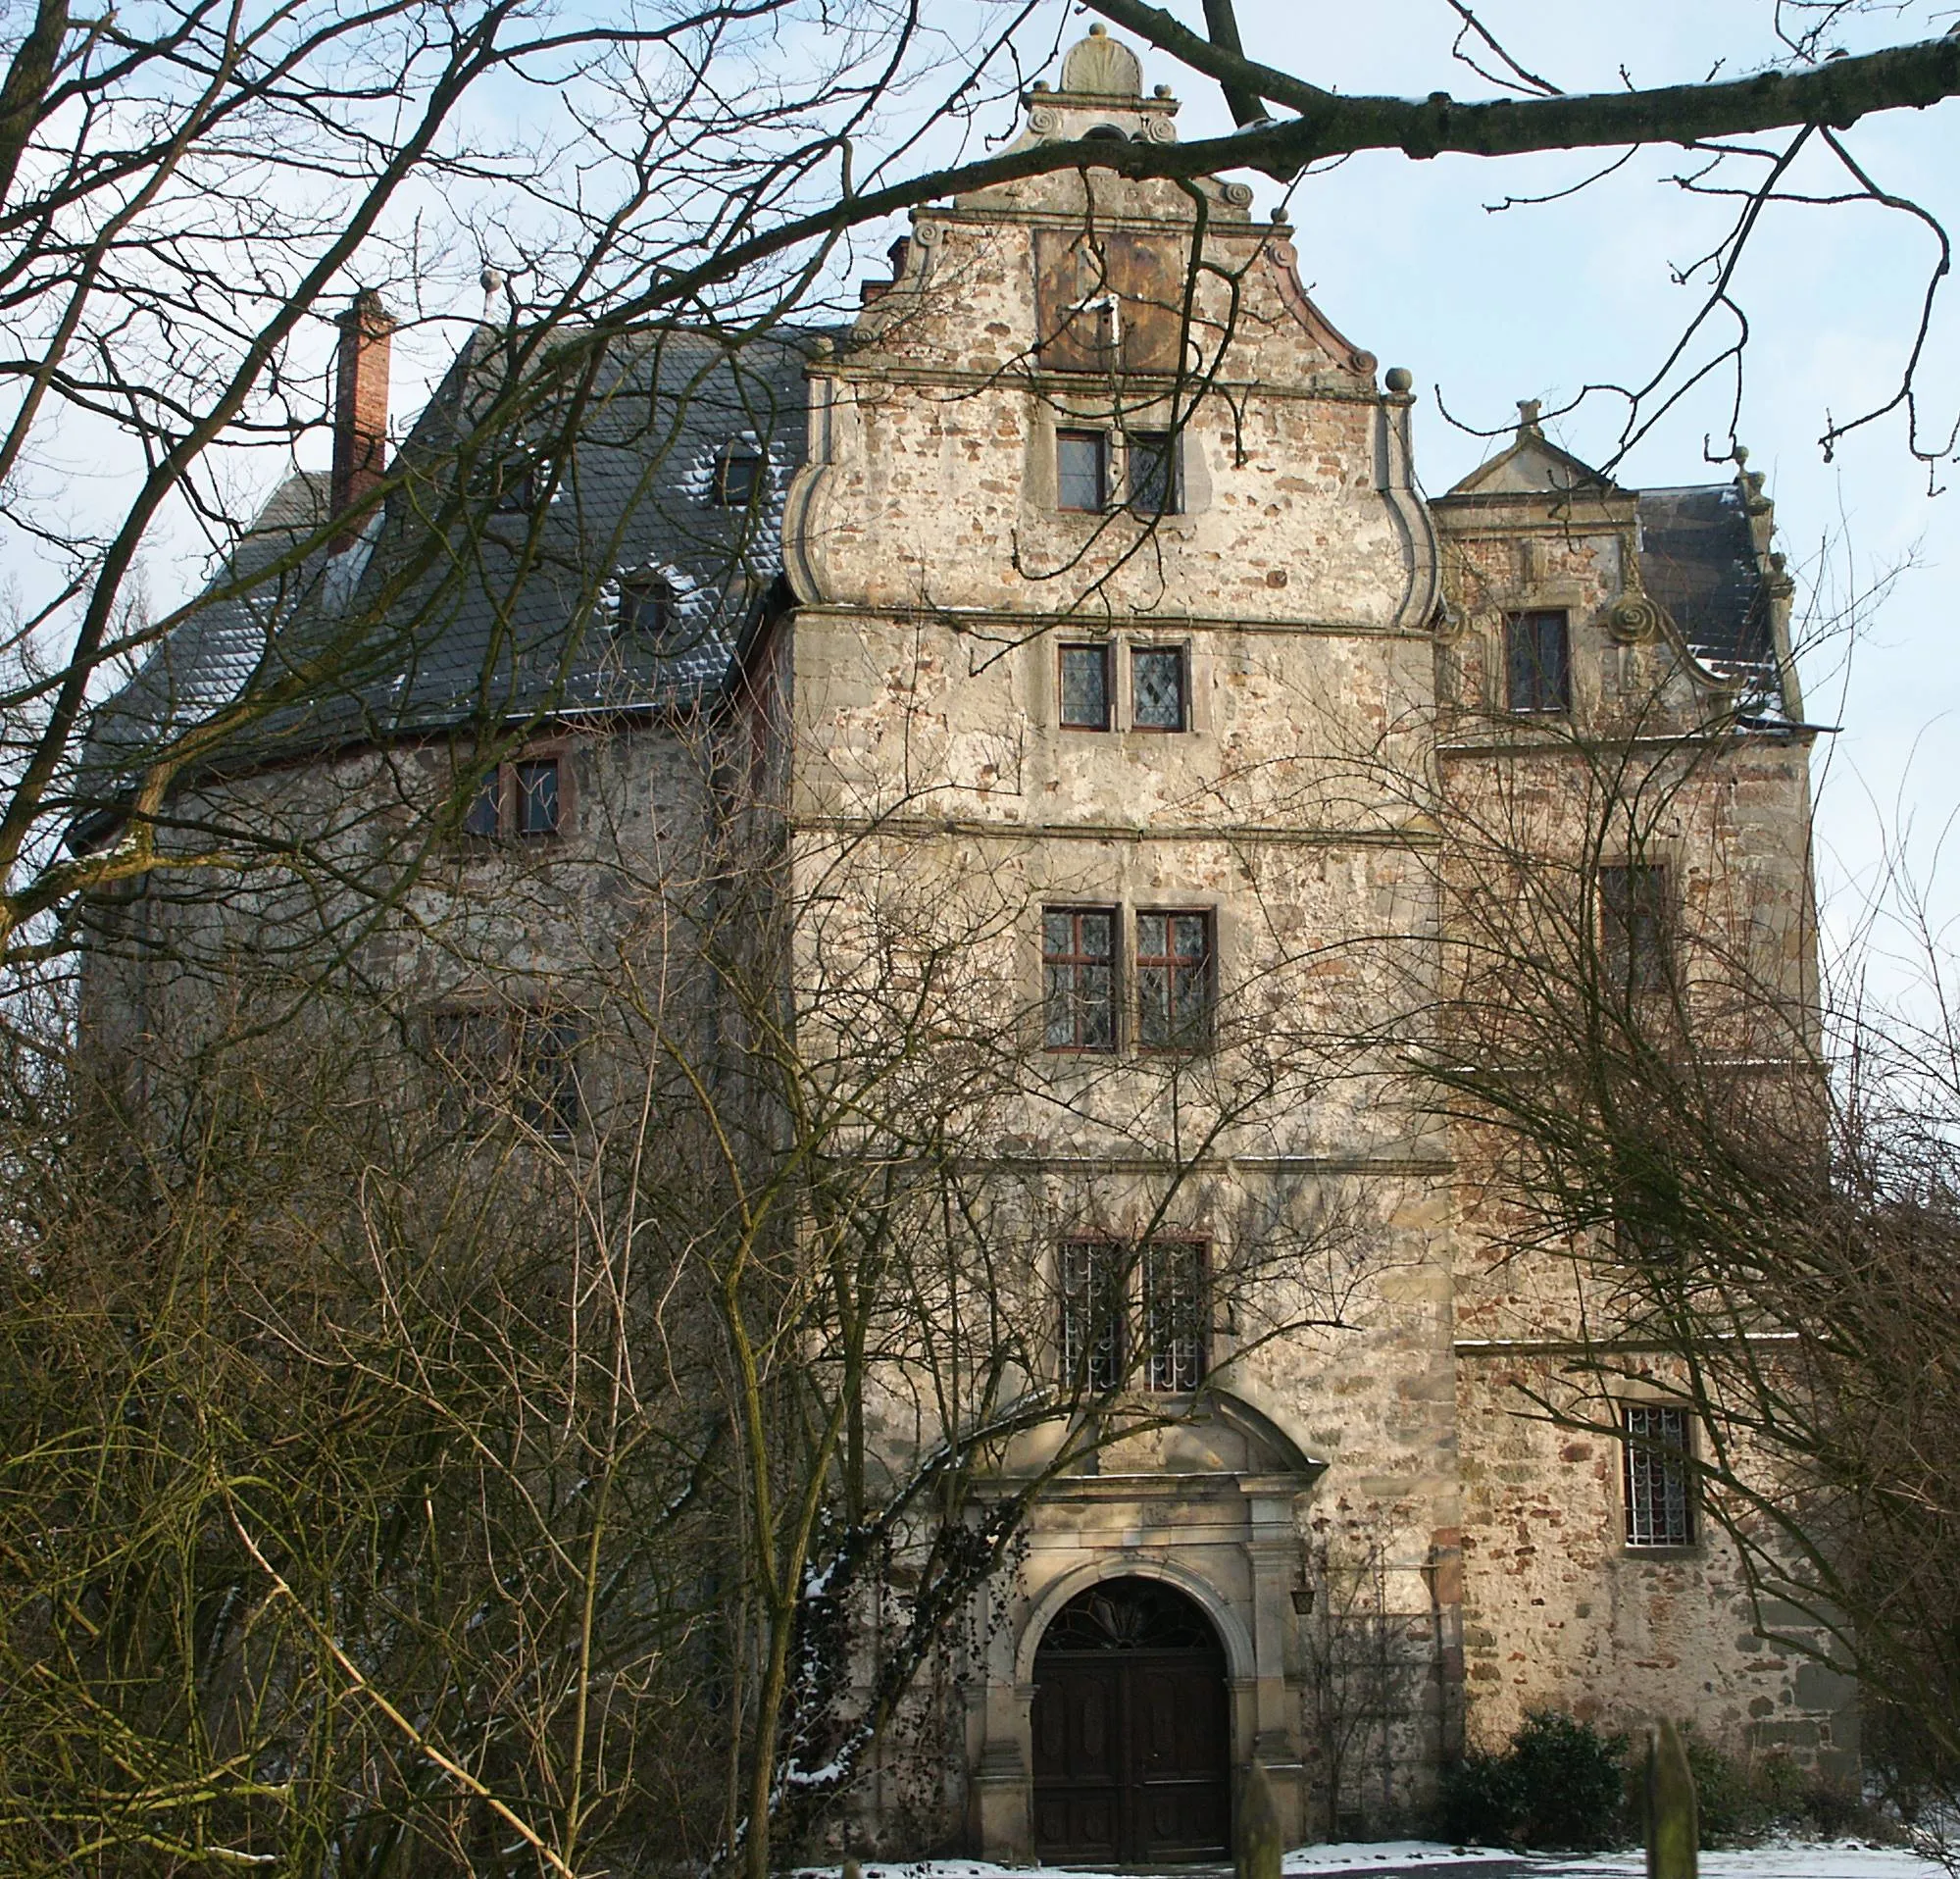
[1042,907,1116,1050]
[1057,430,1107,511]
[1601,862,1671,993]
[1505,608,1570,712]
[1059,642,1112,730]
[1131,644,1187,731]
[1135,910,1213,1049]
[1127,430,1180,514]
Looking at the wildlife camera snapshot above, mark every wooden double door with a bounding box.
[1030,1580,1231,1862]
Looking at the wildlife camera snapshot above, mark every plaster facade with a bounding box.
[757,27,1842,1853]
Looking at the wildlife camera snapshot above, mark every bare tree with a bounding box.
[5,0,1959,982]
[3,683,1403,1871]
[1399,647,1960,1812]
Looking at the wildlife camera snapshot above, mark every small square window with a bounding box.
[1131,644,1187,731]
[1059,642,1112,731]
[1042,906,1117,1051]
[1127,431,1181,514]
[1623,1403,1696,1549]
[1142,1240,1208,1392]
[1060,1239,1124,1392]
[515,758,561,838]
[1135,910,1213,1049]
[1056,431,1107,512]
[428,1008,580,1139]
[1505,608,1570,713]
[1600,862,1671,993]
[714,446,764,508]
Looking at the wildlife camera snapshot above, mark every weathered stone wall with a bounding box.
[72,28,1842,1854]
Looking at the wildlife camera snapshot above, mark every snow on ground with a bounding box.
[816,1841,1948,1879]
[1517,1847,1948,1878]
[1281,1845,1517,1871]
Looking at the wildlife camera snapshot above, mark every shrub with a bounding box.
[1666,1734,1873,1847]
[1437,1748,1522,1849]
[1439,1710,1630,1852]
[1800,1770,1875,1841]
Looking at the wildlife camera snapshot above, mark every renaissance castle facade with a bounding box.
[75,28,1848,1859]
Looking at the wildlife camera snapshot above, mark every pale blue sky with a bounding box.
[1173,0,1960,991]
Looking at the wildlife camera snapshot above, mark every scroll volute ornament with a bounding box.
[1609,550,1667,644]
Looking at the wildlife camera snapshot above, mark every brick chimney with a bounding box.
[329,289,395,553]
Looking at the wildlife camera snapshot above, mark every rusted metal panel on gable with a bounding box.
[1032,229,1189,375]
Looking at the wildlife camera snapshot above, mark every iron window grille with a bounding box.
[1142,1240,1208,1392]
[1058,641,1113,730]
[1623,1403,1696,1549]
[1042,907,1117,1051]
[1504,608,1571,713]
[1059,1238,1125,1391]
[1131,643,1188,731]
[1135,910,1214,1049]
[1056,430,1108,512]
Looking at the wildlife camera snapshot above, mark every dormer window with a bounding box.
[617,574,674,639]
[493,452,556,514]
[714,443,764,508]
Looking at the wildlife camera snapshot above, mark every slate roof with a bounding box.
[77,470,337,807]
[1634,483,1774,671]
[74,322,831,839]
[1442,426,1775,682]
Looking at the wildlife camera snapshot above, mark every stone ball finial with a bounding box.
[1385,366,1413,393]
[1062,25,1143,97]
[480,265,506,297]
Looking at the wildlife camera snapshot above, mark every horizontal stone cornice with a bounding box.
[788,813,1443,848]
[809,358,1381,404]
[791,601,1432,639]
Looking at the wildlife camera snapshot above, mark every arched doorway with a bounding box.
[1030,1577,1231,1862]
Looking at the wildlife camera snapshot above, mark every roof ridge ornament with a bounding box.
[1060,23,1143,99]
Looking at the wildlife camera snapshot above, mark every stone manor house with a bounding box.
[75,27,1848,1862]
